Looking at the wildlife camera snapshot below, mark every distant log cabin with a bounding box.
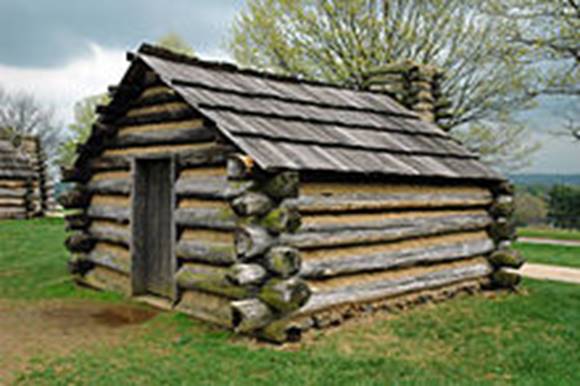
[62,44,523,342]
[0,135,49,219]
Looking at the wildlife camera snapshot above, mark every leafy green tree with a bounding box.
[229,0,540,170]
[548,185,580,229]
[513,191,548,226]
[484,1,579,142]
[230,0,533,128]
[157,33,195,56]
[484,0,579,97]
[455,118,540,171]
[57,94,109,168]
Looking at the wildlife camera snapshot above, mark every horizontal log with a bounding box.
[300,260,492,314]
[301,210,489,233]
[0,198,26,206]
[103,142,212,157]
[67,254,96,276]
[175,177,231,200]
[114,107,196,127]
[88,205,130,223]
[259,277,311,313]
[289,191,493,213]
[227,154,257,180]
[65,232,95,253]
[231,298,273,333]
[58,188,91,209]
[81,266,131,295]
[109,127,215,148]
[489,217,516,241]
[89,222,130,246]
[178,143,234,168]
[490,195,514,217]
[0,180,27,188]
[90,156,131,172]
[87,178,131,195]
[175,208,237,230]
[125,101,191,118]
[264,246,302,278]
[175,263,256,299]
[176,290,234,328]
[231,192,273,217]
[0,207,27,219]
[300,237,494,279]
[0,169,35,179]
[89,143,232,172]
[227,264,268,286]
[492,181,514,196]
[259,172,299,199]
[0,160,32,170]
[235,225,275,260]
[488,250,525,269]
[86,249,131,274]
[490,269,521,288]
[176,239,237,265]
[281,212,492,249]
[302,182,489,197]
[258,206,302,234]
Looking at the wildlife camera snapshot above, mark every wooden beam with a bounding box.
[300,259,491,314]
[300,237,494,279]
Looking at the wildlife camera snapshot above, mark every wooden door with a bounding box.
[131,157,175,300]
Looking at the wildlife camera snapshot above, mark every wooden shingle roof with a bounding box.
[132,44,502,181]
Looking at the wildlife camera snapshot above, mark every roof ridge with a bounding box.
[136,43,398,96]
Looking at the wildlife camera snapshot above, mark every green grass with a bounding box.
[515,243,580,269]
[0,218,120,301]
[518,227,580,242]
[1,219,580,385]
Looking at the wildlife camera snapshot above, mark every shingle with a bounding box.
[138,49,502,182]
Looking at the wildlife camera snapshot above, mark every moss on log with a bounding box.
[176,239,237,265]
[258,206,302,234]
[176,264,256,299]
[231,192,273,217]
[227,264,268,286]
[65,232,96,253]
[259,277,311,313]
[231,298,273,333]
[235,225,275,260]
[489,250,525,269]
[264,246,302,278]
[490,269,521,288]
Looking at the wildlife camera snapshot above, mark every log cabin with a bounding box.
[0,134,49,219]
[62,44,523,342]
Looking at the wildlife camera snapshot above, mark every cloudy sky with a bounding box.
[0,0,577,174]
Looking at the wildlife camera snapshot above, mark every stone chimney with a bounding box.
[363,60,453,130]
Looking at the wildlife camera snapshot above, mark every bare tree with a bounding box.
[0,86,63,159]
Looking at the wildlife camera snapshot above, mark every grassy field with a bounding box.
[1,219,579,385]
[514,243,580,269]
[518,227,580,241]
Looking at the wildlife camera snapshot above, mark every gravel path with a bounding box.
[518,237,580,247]
[517,263,580,285]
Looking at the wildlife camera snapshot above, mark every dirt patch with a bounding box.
[0,300,159,384]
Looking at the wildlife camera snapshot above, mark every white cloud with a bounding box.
[0,43,127,124]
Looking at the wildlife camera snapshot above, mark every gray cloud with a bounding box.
[0,0,244,67]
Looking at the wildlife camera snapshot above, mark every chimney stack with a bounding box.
[363,61,453,130]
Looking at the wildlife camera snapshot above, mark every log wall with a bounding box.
[0,137,48,219]
[63,73,237,305]
[257,179,513,342]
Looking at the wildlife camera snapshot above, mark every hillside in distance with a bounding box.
[509,174,580,187]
